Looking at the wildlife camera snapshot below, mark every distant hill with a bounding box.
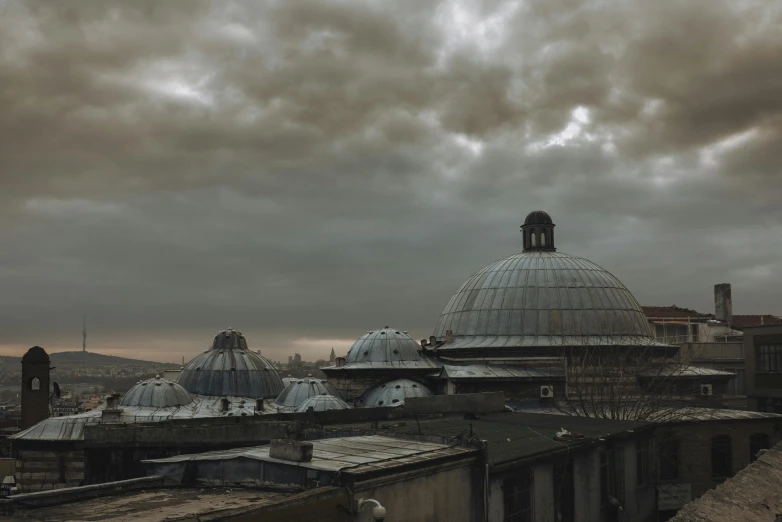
[48,351,167,367]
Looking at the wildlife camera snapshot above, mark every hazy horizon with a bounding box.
[2,1,781,364]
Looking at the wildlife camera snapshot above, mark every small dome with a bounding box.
[178,328,284,398]
[345,327,426,365]
[362,379,433,407]
[282,375,297,387]
[524,210,553,225]
[274,377,341,409]
[121,375,193,408]
[296,395,352,412]
[22,346,49,364]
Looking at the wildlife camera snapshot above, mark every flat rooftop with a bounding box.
[8,487,304,522]
[331,412,650,468]
[144,435,476,475]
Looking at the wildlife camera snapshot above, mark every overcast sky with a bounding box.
[1,0,781,363]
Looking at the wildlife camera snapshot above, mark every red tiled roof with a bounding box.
[642,306,712,319]
[731,315,782,327]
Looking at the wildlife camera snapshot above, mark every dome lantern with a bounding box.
[521,210,556,252]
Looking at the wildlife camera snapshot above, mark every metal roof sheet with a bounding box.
[142,435,474,474]
[177,347,284,399]
[439,364,563,380]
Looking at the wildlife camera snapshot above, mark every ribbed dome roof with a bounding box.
[177,329,284,398]
[524,210,553,225]
[434,251,659,348]
[121,375,193,408]
[296,395,352,412]
[346,327,426,365]
[22,346,49,364]
[362,379,433,407]
[274,377,341,409]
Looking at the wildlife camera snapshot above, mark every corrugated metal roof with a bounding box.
[362,379,433,407]
[10,395,280,441]
[142,435,475,474]
[274,377,342,410]
[434,251,668,348]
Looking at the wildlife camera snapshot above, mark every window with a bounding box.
[30,377,40,391]
[756,344,782,372]
[540,232,546,247]
[503,470,533,522]
[749,433,770,462]
[531,233,536,247]
[636,439,652,486]
[657,437,680,480]
[553,461,574,522]
[711,435,733,479]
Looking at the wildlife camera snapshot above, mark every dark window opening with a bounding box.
[756,344,782,373]
[503,469,533,522]
[711,435,733,479]
[750,433,770,462]
[636,439,652,486]
[657,437,680,481]
[553,460,574,522]
[600,447,624,522]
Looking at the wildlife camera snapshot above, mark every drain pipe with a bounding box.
[356,498,387,521]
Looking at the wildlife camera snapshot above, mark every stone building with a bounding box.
[743,324,782,413]
[20,347,50,430]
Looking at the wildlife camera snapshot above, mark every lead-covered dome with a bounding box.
[178,329,284,398]
[343,327,435,369]
[434,213,661,350]
[274,377,341,409]
[362,379,433,407]
[121,375,193,408]
[296,395,352,412]
[524,210,553,225]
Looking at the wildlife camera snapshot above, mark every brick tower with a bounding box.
[20,346,51,430]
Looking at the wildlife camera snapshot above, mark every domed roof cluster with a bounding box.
[121,375,193,408]
[177,329,284,398]
[296,395,352,412]
[362,379,433,407]
[345,327,430,366]
[274,376,341,409]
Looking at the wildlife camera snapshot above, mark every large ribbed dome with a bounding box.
[178,329,284,398]
[434,251,659,349]
[121,375,193,408]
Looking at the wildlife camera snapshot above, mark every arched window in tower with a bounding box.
[541,232,546,247]
[531,233,536,247]
[30,377,40,391]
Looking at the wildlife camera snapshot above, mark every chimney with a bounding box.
[445,329,454,344]
[421,339,427,348]
[335,356,346,367]
[102,393,123,424]
[714,283,733,324]
[269,439,313,462]
[429,335,436,347]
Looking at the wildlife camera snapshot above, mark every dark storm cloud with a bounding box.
[1,0,781,361]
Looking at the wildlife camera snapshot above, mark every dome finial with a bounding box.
[521,210,556,252]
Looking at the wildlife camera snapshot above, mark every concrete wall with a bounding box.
[404,392,505,414]
[655,419,782,508]
[354,463,475,522]
[15,449,84,492]
[487,480,503,522]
